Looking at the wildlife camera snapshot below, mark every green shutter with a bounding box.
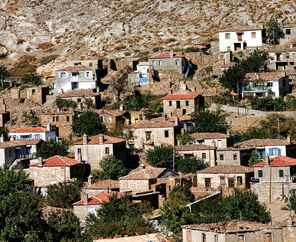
[279,170,284,177]
[258,170,263,178]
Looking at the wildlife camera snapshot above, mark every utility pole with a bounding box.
[173,149,175,172]
[277,118,280,139]
[269,156,272,203]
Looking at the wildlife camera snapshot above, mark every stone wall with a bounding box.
[26,86,49,105]
[73,204,102,222]
[119,179,150,193]
[178,149,215,167]
[163,98,196,116]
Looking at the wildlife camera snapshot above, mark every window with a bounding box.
[152,60,156,66]
[32,89,35,95]
[186,101,189,106]
[89,62,93,67]
[105,147,109,155]
[220,154,224,160]
[286,53,290,59]
[238,235,245,242]
[35,134,41,139]
[233,154,237,160]
[182,109,186,115]
[220,176,225,185]
[251,32,256,38]
[202,233,206,242]
[159,60,163,66]
[269,148,280,156]
[77,148,81,155]
[169,101,172,106]
[286,28,291,35]
[77,98,81,103]
[56,116,59,122]
[164,130,169,138]
[145,132,151,141]
[85,71,90,78]
[202,153,206,159]
[108,117,112,123]
[66,116,70,122]
[8,149,12,157]
[175,59,179,66]
[279,169,284,177]
[176,101,180,109]
[225,33,230,39]
[228,178,234,188]
[52,117,55,122]
[258,170,263,178]
[60,72,66,78]
[237,176,242,185]
[267,82,273,87]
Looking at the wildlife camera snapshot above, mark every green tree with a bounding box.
[85,98,95,109]
[177,157,209,174]
[23,111,40,126]
[36,138,69,159]
[46,180,83,209]
[22,73,43,86]
[248,150,260,167]
[267,14,284,45]
[169,185,195,202]
[0,65,9,91]
[145,145,176,170]
[55,98,77,110]
[190,110,229,133]
[176,132,194,145]
[285,189,296,214]
[72,111,106,136]
[47,211,82,242]
[92,155,128,181]
[84,194,154,239]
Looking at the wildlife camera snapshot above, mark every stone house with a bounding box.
[8,126,56,141]
[129,110,147,124]
[182,220,282,242]
[280,24,296,45]
[268,48,296,71]
[41,111,77,140]
[97,109,129,130]
[26,86,49,105]
[163,93,204,117]
[54,65,97,93]
[216,147,254,166]
[196,165,254,191]
[0,139,42,168]
[174,144,216,167]
[58,89,100,110]
[149,51,192,75]
[73,134,127,170]
[243,72,290,99]
[167,115,193,132]
[128,62,150,86]
[234,138,296,160]
[129,120,180,149]
[251,155,296,203]
[190,132,231,148]
[82,179,119,197]
[0,98,9,127]
[219,26,263,52]
[29,156,88,193]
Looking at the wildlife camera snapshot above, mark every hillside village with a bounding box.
[3,2,296,242]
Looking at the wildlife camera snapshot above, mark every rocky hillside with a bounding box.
[0,0,296,73]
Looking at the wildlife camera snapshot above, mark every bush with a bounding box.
[36,138,69,159]
[185,47,201,53]
[145,145,176,170]
[177,157,208,174]
[23,111,40,126]
[55,98,77,110]
[169,185,195,202]
[22,73,43,86]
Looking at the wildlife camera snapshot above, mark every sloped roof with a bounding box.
[97,109,126,117]
[74,134,126,145]
[175,144,215,151]
[73,193,112,206]
[191,132,229,139]
[235,139,291,148]
[220,26,262,32]
[59,89,99,98]
[245,72,284,81]
[163,93,201,100]
[254,156,296,167]
[150,52,190,59]
[130,121,177,129]
[119,167,166,180]
[10,127,48,133]
[84,179,119,189]
[197,165,254,174]
[0,139,42,149]
[167,115,191,122]
[56,66,93,72]
[30,155,80,167]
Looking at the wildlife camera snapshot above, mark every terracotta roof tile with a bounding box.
[197,165,254,174]
[234,139,291,148]
[0,139,42,149]
[163,93,201,100]
[150,52,191,59]
[56,66,93,72]
[268,48,296,54]
[73,192,124,206]
[220,26,262,32]
[175,144,215,151]
[30,155,80,167]
[10,127,48,133]
[245,72,285,81]
[75,134,126,145]
[130,120,177,129]
[191,132,229,139]
[84,179,119,189]
[167,115,191,122]
[119,167,166,180]
[59,89,99,98]
[254,156,296,167]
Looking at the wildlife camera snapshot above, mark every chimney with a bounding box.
[83,134,88,145]
[99,134,104,144]
[287,135,292,144]
[46,123,51,131]
[164,114,167,120]
[140,163,145,169]
[88,175,93,184]
[0,135,4,142]
[227,130,230,136]
[170,49,174,58]
[175,117,179,125]
[38,157,43,167]
[80,191,88,204]
[120,104,124,111]
[256,73,259,80]
[169,90,173,94]
[264,155,271,167]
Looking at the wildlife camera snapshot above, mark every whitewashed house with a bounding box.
[219,26,263,52]
[8,126,56,141]
[128,62,150,86]
[242,72,290,98]
[54,66,97,93]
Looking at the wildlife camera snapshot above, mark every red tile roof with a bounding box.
[234,139,291,148]
[83,179,119,189]
[30,155,80,167]
[163,93,201,100]
[56,66,93,72]
[197,165,254,174]
[254,156,296,167]
[59,89,99,98]
[0,139,42,149]
[245,72,285,81]
[220,26,262,32]
[191,132,229,139]
[175,144,215,151]
[73,192,123,206]
[74,134,126,145]
[10,127,48,133]
[119,167,166,180]
[130,120,177,129]
[150,52,191,59]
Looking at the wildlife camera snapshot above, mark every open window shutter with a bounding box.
[262,151,265,158]
[269,148,273,156]
[278,148,281,156]
[257,151,261,158]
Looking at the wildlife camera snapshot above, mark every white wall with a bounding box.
[9,131,56,141]
[265,145,286,158]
